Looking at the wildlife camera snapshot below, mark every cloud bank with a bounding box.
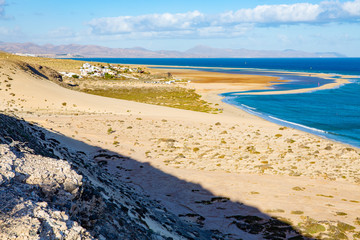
[88,0,360,38]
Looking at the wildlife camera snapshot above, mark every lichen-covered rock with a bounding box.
[0,144,93,240]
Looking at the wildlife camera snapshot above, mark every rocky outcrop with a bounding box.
[0,143,92,239]
[0,114,219,239]
[9,59,63,83]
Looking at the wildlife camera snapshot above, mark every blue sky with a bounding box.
[0,0,360,56]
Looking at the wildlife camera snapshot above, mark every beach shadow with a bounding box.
[0,113,314,240]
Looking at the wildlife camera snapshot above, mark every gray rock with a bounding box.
[0,144,93,240]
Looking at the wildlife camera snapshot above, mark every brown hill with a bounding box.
[0,42,346,58]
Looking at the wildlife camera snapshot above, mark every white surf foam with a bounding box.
[268,116,326,133]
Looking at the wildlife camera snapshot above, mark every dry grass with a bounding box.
[82,86,219,113]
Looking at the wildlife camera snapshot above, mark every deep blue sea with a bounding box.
[76,58,360,147]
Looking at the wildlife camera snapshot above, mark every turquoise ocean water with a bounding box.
[76,58,360,147]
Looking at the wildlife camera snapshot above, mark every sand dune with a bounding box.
[1,57,360,239]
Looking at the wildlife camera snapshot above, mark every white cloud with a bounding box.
[87,0,360,39]
[89,11,204,34]
[343,0,360,16]
[220,3,321,24]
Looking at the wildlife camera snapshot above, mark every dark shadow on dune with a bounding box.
[15,60,64,83]
[0,113,315,240]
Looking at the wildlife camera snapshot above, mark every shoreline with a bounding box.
[234,78,349,95]
[2,55,360,239]
[149,65,356,148]
[222,96,360,149]
[148,64,351,93]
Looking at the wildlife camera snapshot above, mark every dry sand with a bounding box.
[1,58,360,239]
[149,65,350,93]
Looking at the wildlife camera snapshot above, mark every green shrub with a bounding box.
[107,127,114,134]
[104,73,114,79]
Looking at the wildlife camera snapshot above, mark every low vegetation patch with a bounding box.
[291,210,304,215]
[82,86,219,113]
[298,217,326,236]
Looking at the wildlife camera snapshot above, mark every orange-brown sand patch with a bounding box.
[151,67,281,85]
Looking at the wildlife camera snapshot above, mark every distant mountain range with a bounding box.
[0,42,346,58]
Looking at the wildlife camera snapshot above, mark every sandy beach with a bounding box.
[149,65,350,95]
[1,56,360,239]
